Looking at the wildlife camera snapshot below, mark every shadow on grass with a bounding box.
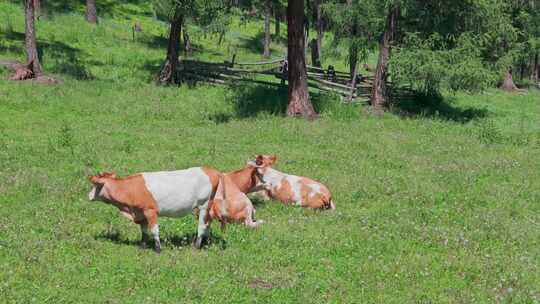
[237,32,286,56]
[8,0,152,18]
[42,40,93,79]
[96,228,227,251]
[227,82,332,118]
[392,93,489,123]
[0,30,93,79]
[228,82,288,117]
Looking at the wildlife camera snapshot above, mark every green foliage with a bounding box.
[391,33,497,94]
[152,0,232,37]
[322,0,382,67]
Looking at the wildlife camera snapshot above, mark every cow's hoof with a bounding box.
[194,236,207,249]
[154,246,161,254]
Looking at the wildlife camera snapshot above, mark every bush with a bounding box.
[390,33,498,94]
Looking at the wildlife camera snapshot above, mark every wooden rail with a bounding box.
[177,55,405,102]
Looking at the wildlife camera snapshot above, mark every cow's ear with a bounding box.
[255,155,263,166]
[88,175,100,184]
[270,155,277,164]
[103,172,117,178]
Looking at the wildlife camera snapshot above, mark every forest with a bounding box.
[0,0,539,302]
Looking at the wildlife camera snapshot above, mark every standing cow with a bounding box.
[87,167,220,252]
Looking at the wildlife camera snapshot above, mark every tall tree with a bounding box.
[275,10,280,36]
[501,66,518,91]
[287,0,317,118]
[314,0,323,67]
[263,0,271,57]
[25,0,42,75]
[322,0,380,80]
[154,0,230,84]
[34,0,41,20]
[85,0,98,24]
[159,9,183,84]
[371,2,399,110]
[346,0,357,80]
[533,53,539,83]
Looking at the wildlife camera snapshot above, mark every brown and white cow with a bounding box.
[251,155,335,210]
[87,167,221,252]
[207,174,263,230]
[225,162,270,200]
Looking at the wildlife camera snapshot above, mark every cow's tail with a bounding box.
[327,198,336,210]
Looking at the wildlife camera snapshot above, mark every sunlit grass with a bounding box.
[1,1,540,303]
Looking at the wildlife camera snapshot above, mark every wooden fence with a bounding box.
[177,56,414,102]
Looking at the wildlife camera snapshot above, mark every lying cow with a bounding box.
[208,173,263,230]
[251,155,335,210]
[87,167,221,252]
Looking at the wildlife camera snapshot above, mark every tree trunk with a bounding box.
[158,11,182,85]
[500,67,518,91]
[263,0,271,58]
[346,0,356,81]
[310,39,320,67]
[347,60,359,103]
[275,13,280,36]
[183,26,192,56]
[349,46,358,81]
[371,3,400,111]
[532,53,538,83]
[286,0,317,118]
[34,0,41,20]
[85,0,98,24]
[315,0,323,67]
[25,0,42,75]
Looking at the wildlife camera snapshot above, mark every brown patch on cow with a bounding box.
[226,165,258,194]
[269,176,333,210]
[269,178,295,204]
[255,154,277,167]
[201,166,221,199]
[298,178,333,209]
[88,173,158,221]
[209,174,259,229]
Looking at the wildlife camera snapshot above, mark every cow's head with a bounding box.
[87,172,117,201]
[248,155,277,183]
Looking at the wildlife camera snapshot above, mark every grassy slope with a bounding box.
[1,2,540,303]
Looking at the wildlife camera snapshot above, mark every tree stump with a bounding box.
[9,60,35,80]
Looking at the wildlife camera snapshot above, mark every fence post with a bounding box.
[347,62,359,103]
[280,59,288,86]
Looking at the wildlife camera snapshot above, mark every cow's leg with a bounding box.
[244,206,264,228]
[195,204,210,249]
[139,221,149,249]
[144,209,161,253]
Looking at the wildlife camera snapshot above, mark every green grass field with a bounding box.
[1,1,540,303]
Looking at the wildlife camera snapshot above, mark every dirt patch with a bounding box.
[248,278,274,290]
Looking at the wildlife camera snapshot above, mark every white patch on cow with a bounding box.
[286,175,302,202]
[88,186,97,201]
[261,168,306,204]
[142,167,213,217]
[260,167,285,189]
[151,225,159,238]
[219,198,229,218]
[307,183,321,198]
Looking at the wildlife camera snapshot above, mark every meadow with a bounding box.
[1,1,540,303]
